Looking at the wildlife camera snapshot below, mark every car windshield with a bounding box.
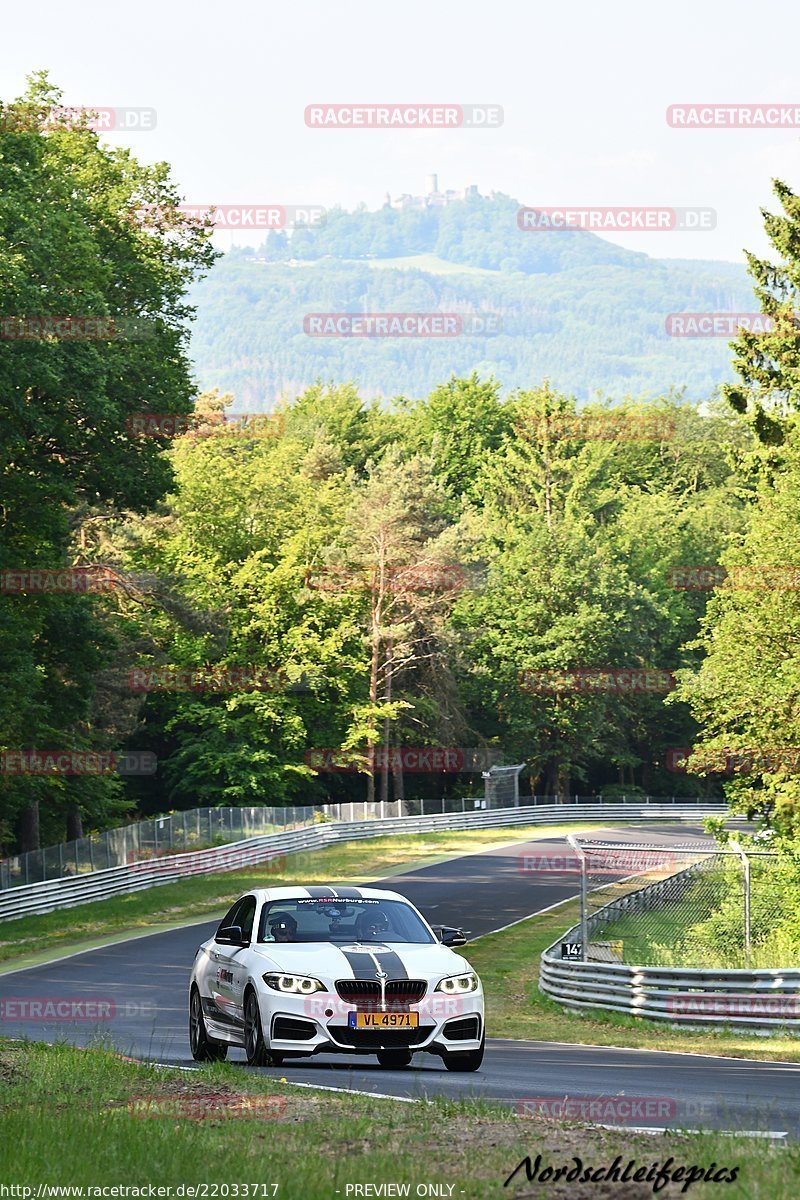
[257,897,435,945]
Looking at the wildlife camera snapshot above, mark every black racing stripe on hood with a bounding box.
[329,887,362,899]
[303,886,337,898]
[371,948,408,979]
[339,948,379,979]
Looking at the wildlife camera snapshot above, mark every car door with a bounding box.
[208,897,248,1027]
[227,895,257,1025]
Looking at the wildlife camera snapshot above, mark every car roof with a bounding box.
[243,885,411,904]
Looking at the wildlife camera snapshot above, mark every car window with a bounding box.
[257,897,434,944]
[217,899,243,937]
[237,896,257,942]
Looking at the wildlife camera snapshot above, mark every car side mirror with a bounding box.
[438,926,467,947]
[217,924,246,946]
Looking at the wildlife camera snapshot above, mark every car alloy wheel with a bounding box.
[244,989,283,1067]
[189,988,227,1062]
[441,1035,484,1073]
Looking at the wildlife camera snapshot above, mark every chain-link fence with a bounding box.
[568,836,795,969]
[482,763,526,807]
[0,805,320,890]
[0,792,716,892]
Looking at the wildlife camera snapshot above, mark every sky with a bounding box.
[2,0,799,263]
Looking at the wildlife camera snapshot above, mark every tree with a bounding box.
[329,447,463,806]
[724,179,800,444]
[673,423,800,833]
[405,374,513,504]
[0,74,215,846]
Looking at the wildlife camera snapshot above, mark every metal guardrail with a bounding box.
[540,852,800,1031]
[0,793,714,890]
[0,802,724,921]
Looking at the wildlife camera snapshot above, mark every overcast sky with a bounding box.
[3,0,799,262]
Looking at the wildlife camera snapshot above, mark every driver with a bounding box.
[269,913,298,943]
[355,907,390,941]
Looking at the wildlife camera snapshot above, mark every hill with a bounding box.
[188,193,754,404]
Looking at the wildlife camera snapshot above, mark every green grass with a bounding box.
[0,822,611,968]
[466,902,800,1062]
[0,1040,794,1196]
[597,900,716,967]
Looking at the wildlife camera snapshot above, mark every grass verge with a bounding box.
[0,1039,793,1197]
[467,902,800,1062]
[0,822,611,969]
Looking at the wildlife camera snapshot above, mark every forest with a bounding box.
[189,194,754,404]
[3,78,800,855]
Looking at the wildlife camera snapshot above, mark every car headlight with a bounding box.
[262,973,326,995]
[435,971,479,994]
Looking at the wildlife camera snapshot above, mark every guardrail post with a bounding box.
[567,833,588,962]
[730,839,751,967]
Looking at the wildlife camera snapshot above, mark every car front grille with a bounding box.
[335,979,427,1008]
[330,1026,430,1049]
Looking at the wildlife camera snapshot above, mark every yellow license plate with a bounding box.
[348,1012,419,1029]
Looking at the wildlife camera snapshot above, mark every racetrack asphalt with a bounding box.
[3,823,799,1137]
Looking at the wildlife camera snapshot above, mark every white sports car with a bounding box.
[189,885,484,1071]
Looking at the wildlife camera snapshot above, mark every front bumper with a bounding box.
[260,988,484,1056]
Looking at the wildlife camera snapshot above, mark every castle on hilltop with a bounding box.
[383,175,483,211]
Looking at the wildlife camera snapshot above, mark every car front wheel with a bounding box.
[244,990,283,1067]
[441,1035,484,1073]
[189,988,227,1062]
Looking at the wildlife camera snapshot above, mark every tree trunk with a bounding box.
[393,734,405,814]
[544,762,570,800]
[19,801,40,852]
[367,596,380,807]
[380,638,393,806]
[66,804,83,842]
